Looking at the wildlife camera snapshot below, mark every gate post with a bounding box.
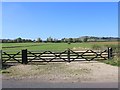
[22,49,28,64]
[108,47,113,60]
[68,48,71,63]
[0,50,2,69]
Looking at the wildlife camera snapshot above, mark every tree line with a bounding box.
[1,36,119,43]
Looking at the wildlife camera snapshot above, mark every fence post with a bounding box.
[108,47,113,59]
[68,48,71,63]
[0,50,2,69]
[22,49,28,64]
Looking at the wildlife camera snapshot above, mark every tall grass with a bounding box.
[92,44,118,52]
[91,44,119,66]
[100,56,120,66]
[92,44,102,50]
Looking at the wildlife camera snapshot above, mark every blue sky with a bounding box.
[2,2,118,40]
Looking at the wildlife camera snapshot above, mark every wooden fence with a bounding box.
[1,47,113,64]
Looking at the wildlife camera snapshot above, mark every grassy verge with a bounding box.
[99,56,120,66]
[91,44,119,66]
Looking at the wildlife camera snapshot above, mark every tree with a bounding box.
[69,38,73,43]
[16,37,22,43]
[83,37,88,42]
[37,38,42,42]
[72,38,76,43]
[22,39,26,43]
[46,37,53,42]
[61,38,65,42]
[77,38,82,42]
[33,39,36,42]
[13,39,17,43]
[53,38,58,43]
[64,38,69,43]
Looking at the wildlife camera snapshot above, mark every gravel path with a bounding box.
[2,61,118,88]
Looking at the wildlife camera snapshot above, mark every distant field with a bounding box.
[89,41,118,45]
[2,43,90,51]
[2,42,118,51]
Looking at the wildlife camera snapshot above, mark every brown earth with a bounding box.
[2,61,118,83]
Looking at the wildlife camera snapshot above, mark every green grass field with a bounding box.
[2,42,118,51]
[2,42,90,51]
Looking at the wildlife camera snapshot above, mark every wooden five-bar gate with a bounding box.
[1,47,113,64]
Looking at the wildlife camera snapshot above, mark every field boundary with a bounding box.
[1,47,113,64]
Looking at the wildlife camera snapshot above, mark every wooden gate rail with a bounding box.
[1,47,113,64]
[2,51,21,63]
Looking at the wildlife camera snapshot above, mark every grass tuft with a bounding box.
[100,56,120,66]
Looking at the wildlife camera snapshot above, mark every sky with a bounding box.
[2,2,118,40]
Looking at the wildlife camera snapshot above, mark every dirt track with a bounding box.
[2,61,118,83]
